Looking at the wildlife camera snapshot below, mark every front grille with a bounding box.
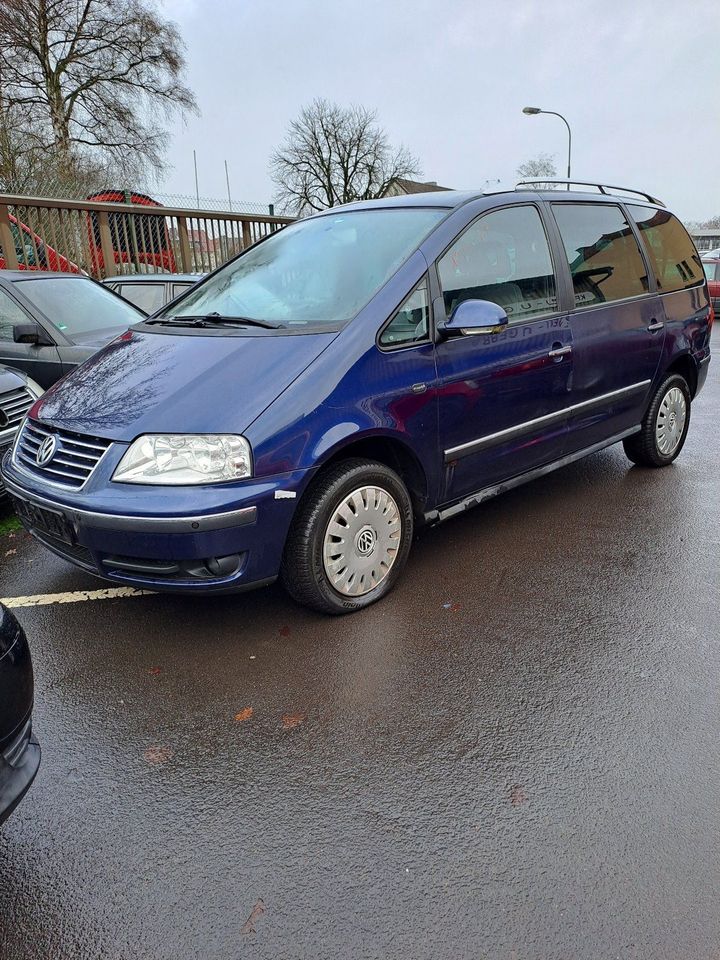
[0,442,10,497]
[0,386,33,431]
[14,419,112,489]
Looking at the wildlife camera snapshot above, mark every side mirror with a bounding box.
[441,299,509,336]
[13,323,53,346]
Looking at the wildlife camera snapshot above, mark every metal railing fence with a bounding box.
[0,194,294,279]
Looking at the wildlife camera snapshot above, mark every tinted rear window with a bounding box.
[552,203,649,308]
[627,206,704,293]
[703,261,718,282]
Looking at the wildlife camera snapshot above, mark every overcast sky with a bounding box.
[159,0,719,221]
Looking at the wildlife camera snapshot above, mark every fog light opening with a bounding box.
[204,554,242,577]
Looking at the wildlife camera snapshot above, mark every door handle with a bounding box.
[647,320,664,333]
[548,344,572,360]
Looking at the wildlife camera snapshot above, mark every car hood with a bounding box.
[69,325,133,349]
[0,364,27,394]
[34,328,337,441]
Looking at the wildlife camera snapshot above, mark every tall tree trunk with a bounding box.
[36,0,73,177]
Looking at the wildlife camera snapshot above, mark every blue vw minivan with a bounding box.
[1,182,712,613]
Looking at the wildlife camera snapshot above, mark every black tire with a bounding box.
[623,373,691,468]
[281,458,414,615]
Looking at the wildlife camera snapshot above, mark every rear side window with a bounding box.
[627,205,704,293]
[552,203,649,309]
[117,282,165,313]
[703,262,718,282]
[438,205,557,323]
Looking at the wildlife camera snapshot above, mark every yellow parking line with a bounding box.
[1,587,151,608]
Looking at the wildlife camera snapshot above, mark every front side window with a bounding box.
[552,203,649,309]
[437,205,557,323]
[379,278,430,348]
[0,287,31,341]
[627,205,704,293]
[14,277,144,336]
[165,208,446,330]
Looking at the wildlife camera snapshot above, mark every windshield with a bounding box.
[702,261,717,282]
[163,208,446,329]
[15,276,144,336]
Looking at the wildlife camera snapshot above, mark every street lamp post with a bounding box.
[522,106,572,184]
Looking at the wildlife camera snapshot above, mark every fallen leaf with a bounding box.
[4,549,16,557]
[249,655,257,660]
[510,785,528,807]
[282,712,305,730]
[241,898,265,935]
[143,746,174,765]
[235,707,253,722]
[147,666,162,676]
[279,625,290,637]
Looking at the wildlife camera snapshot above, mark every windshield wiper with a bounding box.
[147,312,281,329]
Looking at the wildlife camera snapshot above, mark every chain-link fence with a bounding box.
[0,193,294,279]
[0,176,284,217]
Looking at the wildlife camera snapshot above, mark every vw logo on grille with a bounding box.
[36,434,58,467]
[0,409,8,429]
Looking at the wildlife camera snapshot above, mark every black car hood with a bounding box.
[0,366,27,395]
[68,325,130,349]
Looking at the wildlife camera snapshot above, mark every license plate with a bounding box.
[12,497,76,545]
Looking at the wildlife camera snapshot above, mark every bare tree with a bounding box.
[270,99,419,214]
[0,0,197,184]
[688,215,720,230]
[516,153,558,190]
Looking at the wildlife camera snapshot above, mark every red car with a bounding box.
[0,213,80,273]
[86,190,177,274]
[703,257,720,309]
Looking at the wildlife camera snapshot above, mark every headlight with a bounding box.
[113,434,252,485]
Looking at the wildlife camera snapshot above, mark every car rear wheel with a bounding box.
[623,373,691,467]
[281,458,414,614]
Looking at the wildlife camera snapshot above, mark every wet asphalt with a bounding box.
[0,336,719,960]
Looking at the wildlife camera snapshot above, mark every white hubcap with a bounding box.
[656,386,687,456]
[323,486,402,597]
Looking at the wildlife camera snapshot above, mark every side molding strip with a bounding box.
[432,426,641,523]
[444,380,651,463]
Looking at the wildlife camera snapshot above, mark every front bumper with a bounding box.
[0,720,41,826]
[1,458,313,593]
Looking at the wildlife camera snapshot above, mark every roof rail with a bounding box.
[515,179,665,207]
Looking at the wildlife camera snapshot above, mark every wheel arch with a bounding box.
[314,433,431,519]
[665,352,698,397]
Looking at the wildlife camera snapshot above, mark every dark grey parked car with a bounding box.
[0,364,42,499]
[103,273,204,314]
[0,603,40,827]
[0,271,145,388]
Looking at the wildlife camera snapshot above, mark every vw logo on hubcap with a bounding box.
[355,527,376,557]
[36,434,58,467]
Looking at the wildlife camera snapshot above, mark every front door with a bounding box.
[550,201,665,453]
[0,286,62,387]
[435,203,573,503]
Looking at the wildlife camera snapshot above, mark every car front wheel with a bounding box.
[281,458,414,614]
